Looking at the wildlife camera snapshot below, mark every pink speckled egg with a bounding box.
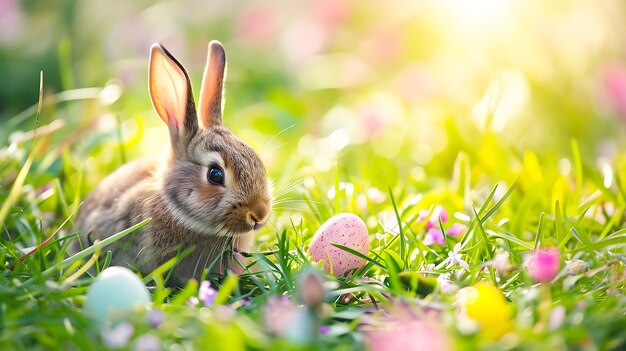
[308,213,370,276]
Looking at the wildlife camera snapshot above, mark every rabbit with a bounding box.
[73,41,272,283]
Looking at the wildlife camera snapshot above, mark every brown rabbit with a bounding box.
[73,41,272,282]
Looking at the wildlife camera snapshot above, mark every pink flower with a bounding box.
[435,206,449,223]
[424,228,444,246]
[418,206,449,229]
[603,65,626,119]
[264,296,297,336]
[311,0,349,26]
[364,320,449,351]
[361,304,449,351]
[549,305,566,330]
[526,247,560,283]
[298,271,326,306]
[280,19,328,62]
[235,6,278,46]
[447,223,467,238]
[0,0,24,44]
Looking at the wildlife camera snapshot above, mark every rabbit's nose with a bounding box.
[247,201,271,229]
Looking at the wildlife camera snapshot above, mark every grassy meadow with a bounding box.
[1,0,626,350]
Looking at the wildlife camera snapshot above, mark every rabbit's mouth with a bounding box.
[222,199,271,235]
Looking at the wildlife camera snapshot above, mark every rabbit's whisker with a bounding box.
[259,124,295,155]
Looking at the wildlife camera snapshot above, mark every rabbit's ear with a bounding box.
[149,43,197,142]
[198,41,226,129]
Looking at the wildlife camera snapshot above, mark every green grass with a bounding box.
[1,88,625,351]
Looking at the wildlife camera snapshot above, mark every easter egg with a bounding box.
[308,213,370,276]
[84,266,151,327]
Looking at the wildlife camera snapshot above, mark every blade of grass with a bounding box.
[170,279,198,306]
[58,37,75,90]
[214,275,240,305]
[26,218,150,285]
[142,245,194,283]
[334,162,340,214]
[598,205,624,240]
[330,243,385,269]
[8,208,76,270]
[472,206,494,261]
[388,187,407,271]
[571,139,583,196]
[534,212,546,249]
[482,179,519,220]
[488,229,534,250]
[0,73,45,226]
[555,201,562,245]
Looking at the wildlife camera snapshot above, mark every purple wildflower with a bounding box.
[147,309,165,328]
[424,228,444,245]
[198,280,217,306]
[418,206,449,229]
[134,334,160,351]
[447,223,467,238]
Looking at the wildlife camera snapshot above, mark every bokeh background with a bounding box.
[3,2,626,349]
[2,0,626,201]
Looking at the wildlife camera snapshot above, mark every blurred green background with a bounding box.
[3,0,626,195]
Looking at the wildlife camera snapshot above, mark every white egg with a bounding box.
[308,213,370,277]
[84,266,151,326]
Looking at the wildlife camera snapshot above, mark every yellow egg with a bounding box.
[459,282,513,340]
[464,282,510,323]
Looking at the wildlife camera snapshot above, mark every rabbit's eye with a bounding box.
[207,166,225,185]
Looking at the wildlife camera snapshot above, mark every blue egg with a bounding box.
[84,266,151,327]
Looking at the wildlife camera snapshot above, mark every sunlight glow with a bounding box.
[445,0,517,30]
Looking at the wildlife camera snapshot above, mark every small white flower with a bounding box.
[437,243,469,272]
[378,212,401,235]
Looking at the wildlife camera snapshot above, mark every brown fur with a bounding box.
[73,41,271,282]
